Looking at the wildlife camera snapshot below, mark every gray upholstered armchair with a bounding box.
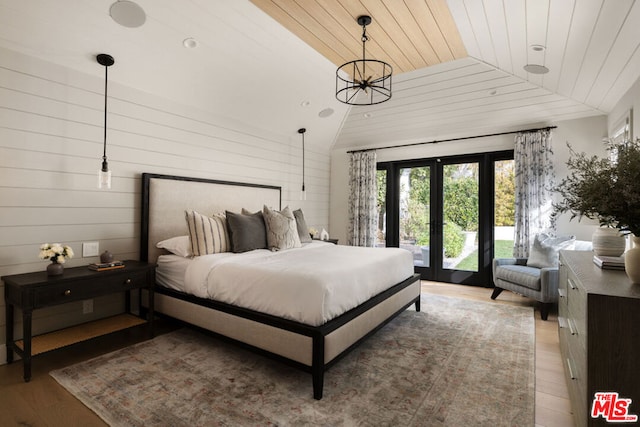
[491,237,592,320]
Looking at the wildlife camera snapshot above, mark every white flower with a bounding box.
[38,242,74,262]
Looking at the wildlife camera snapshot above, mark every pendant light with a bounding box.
[336,15,392,105]
[298,128,306,200]
[97,53,114,189]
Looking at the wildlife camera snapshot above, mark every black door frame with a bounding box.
[378,150,513,287]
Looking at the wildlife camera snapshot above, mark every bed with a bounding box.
[140,173,421,399]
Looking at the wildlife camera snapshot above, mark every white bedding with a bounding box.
[157,241,413,326]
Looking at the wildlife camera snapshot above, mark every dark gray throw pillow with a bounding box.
[225,210,267,253]
[293,208,312,243]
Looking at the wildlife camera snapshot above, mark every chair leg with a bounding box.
[540,303,551,321]
[490,287,503,300]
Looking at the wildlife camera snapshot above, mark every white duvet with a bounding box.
[180,241,414,326]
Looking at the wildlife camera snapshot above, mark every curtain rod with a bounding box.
[346,125,558,153]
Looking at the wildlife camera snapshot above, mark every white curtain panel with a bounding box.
[513,130,555,258]
[348,150,378,247]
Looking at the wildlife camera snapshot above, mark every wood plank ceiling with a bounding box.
[251,0,640,150]
[250,0,467,73]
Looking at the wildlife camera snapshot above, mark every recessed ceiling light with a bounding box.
[183,38,198,48]
[300,100,311,107]
[110,1,146,28]
[523,64,549,74]
[489,89,497,96]
[318,108,334,118]
[531,44,546,52]
[363,113,372,119]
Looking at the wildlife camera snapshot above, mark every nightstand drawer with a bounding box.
[33,270,148,307]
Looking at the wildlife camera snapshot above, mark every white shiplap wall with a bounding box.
[0,47,331,359]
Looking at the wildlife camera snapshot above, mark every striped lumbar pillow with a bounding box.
[185,210,230,256]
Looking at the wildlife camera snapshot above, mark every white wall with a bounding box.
[607,75,640,140]
[330,115,609,246]
[0,47,331,357]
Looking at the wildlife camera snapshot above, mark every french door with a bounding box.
[378,151,513,286]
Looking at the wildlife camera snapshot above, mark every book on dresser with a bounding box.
[592,254,625,270]
[88,260,125,271]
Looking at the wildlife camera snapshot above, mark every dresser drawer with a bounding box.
[565,272,587,349]
[33,270,148,307]
[559,324,587,425]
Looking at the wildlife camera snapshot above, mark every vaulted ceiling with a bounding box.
[1,0,639,151]
[250,0,640,150]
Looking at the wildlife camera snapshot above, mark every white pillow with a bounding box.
[527,233,575,268]
[156,235,192,258]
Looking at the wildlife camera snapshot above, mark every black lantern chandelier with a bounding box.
[298,128,306,200]
[97,53,114,189]
[336,15,392,106]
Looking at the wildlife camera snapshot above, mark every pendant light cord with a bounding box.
[103,64,108,163]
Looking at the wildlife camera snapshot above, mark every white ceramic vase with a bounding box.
[625,235,640,284]
[592,228,626,257]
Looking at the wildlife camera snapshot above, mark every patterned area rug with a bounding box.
[51,294,534,426]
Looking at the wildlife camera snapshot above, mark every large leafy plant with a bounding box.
[553,139,640,236]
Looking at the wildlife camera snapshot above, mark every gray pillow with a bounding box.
[262,205,302,251]
[293,208,313,243]
[527,233,575,268]
[225,210,267,253]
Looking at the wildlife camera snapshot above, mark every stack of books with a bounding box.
[88,261,125,271]
[593,255,625,270]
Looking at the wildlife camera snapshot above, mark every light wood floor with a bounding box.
[0,283,574,426]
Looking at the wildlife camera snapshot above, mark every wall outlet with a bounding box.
[82,299,94,314]
[82,241,99,257]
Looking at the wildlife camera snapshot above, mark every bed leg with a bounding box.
[312,370,324,400]
[414,297,421,312]
[312,333,325,400]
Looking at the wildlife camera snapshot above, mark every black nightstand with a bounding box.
[2,260,155,382]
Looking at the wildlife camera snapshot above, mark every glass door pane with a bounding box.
[442,162,479,271]
[494,159,515,257]
[399,166,431,267]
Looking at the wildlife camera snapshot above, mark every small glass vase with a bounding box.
[47,260,64,276]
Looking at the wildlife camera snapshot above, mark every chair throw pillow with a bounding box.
[185,210,230,256]
[527,233,576,268]
[263,205,302,251]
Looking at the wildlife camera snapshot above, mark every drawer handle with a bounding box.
[558,316,567,329]
[125,278,132,285]
[568,278,577,290]
[568,318,578,336]
[566,358,577,380]
[558,289,566,299]
[64,289,71,296]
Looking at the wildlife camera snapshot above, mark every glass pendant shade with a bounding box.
[98,159,111,189]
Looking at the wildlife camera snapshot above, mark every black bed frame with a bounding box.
[140,172,421,399]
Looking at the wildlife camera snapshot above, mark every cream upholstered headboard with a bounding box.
[141,173,281,264]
